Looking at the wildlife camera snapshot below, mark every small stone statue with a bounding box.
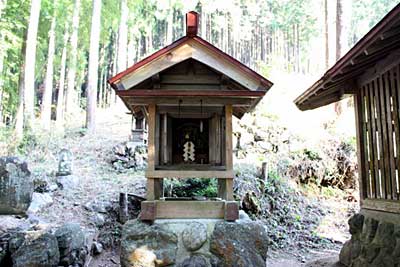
[57,149,73,176]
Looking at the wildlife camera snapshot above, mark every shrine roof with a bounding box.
[108,12,273,97]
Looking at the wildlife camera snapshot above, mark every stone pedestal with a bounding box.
[121,215,269,267]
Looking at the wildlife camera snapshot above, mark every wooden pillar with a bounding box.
[146,178,163,200]
[218,178,234,201]
[354,93,368,202]
[225,104,233,171]
[147,104,156,171]
[220,105,234,201]
[162,113,168,164]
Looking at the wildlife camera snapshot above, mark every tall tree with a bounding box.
[324,0,329,69]
[56,22,69,129]
[335,0,351,115]
[0,0,7,123]
[86,0,101,132]
[40,4,57,130]
[65,0,80,114]
[24,0,41,129]
[14,29,28,139]
[166,1,173,44]
[336,0,350,61]
[117,0,128,73]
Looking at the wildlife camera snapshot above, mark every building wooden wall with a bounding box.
[357,61,400,213]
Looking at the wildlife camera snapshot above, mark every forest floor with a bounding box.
[5,107,357,267]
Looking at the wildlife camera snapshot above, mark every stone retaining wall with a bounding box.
[339,209,400,266]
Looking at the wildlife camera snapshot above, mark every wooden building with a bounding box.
[295,4,400,214]
[108,12,273,221]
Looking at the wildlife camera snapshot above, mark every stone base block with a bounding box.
[121,215,269,267]
[339,208,400,266]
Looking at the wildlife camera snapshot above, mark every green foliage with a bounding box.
[164,178,217,198]
[350,0,399,45]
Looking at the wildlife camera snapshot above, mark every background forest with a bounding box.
[0,0,398,139]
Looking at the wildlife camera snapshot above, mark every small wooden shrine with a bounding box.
[295,3,400,214]
[108,11,273,221]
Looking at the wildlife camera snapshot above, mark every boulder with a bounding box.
[91,242,103,255]
[33,174,58,193]
[57,175,80,190]
[121,219,178,267]
[210,221,269,267]
[9,232,60,267]
[55,223,88,266]
[238,210,252,222]
[0,157,32,214]
[179,254,210,267]
[27,192,53,214]
[182,222,207,251]
[83,200,112,213]
[91,213,106,228]
[348,214,364,235]
[57,149,73,176]
[111,143,147,171]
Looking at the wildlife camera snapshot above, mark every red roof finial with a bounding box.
[186,11,198,37]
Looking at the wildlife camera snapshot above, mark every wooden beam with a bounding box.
[117,89,266,97]
[145,170,234,179]
[362,198,400,214]
[363,34,400,56]
[160,74,221,84]
[380,25,400,40]
[154,200,225,219]
[157,106,223,115]
[125,97,256,106]
[298,92,344,111]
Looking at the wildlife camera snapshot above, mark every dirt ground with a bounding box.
[14,108,355,267]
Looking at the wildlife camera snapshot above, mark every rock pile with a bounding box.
[0,222,89,267]
[121,217,269,267]
[339,212,400,266]
[111,142,147,171]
